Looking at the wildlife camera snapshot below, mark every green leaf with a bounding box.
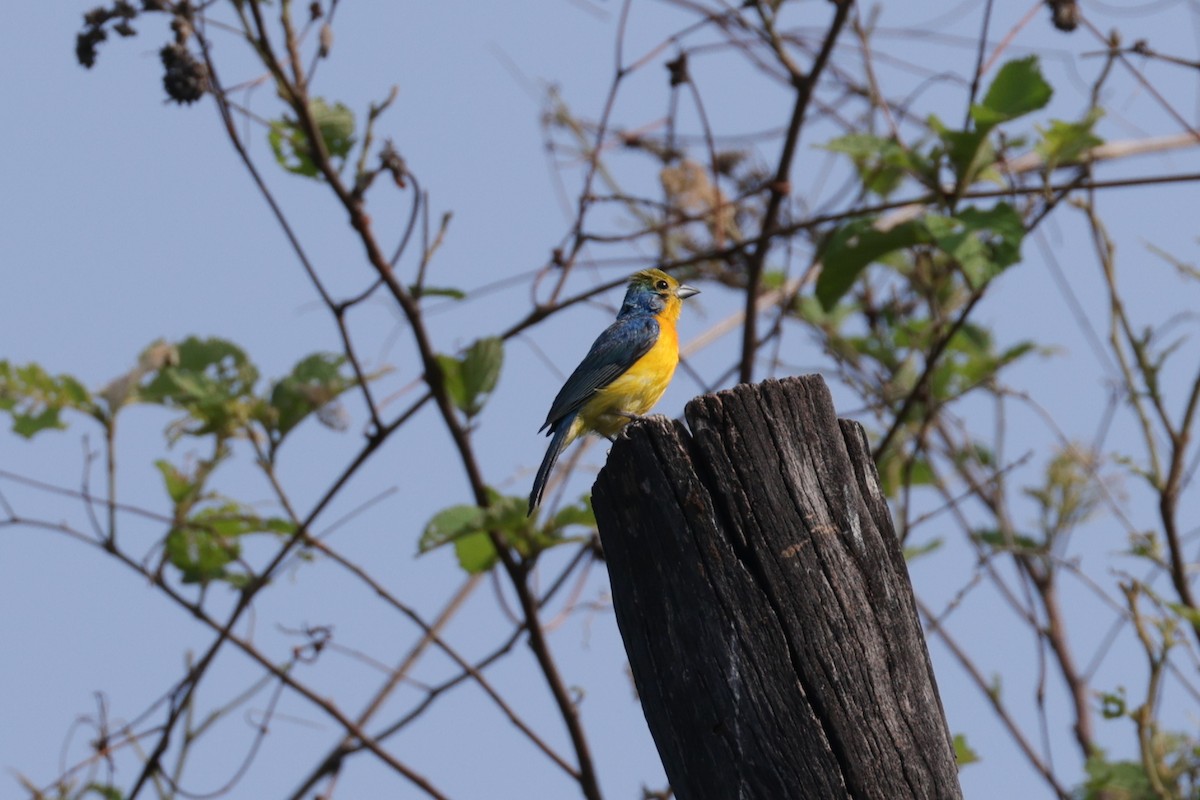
[438,337,504,418]
[954,204,1025,265]
[903,537,943,562]
[418,502,499,574]
[816,217,932,310]
[11,406,63,438]
[421,490,553,573]
[311,98,356,161]
[877,447,936,498]
[189,504,294,538]
[460,337,503,416]
[970,56,1053,129]
[164,502,292,585]
[945,129,996,188]
[926,204,1025,287]
[266,517,297,535]
[420,492,541,574]
[266,352,358,440]
[436,353,466,414]
[998,341,1038,366]
[140,337,257,403]
[418,504,485,553]
[820,133,915,197]
[1099,689,1127,720]
[551,496,596,531]
[493,489,586,558]
[154,459,196,505]
[139,337,259,440]
[1036,108,1104,171]
[791,294,856,330]
[453,531,498,574]
[83,784,126,800]
[484,492,530,534]
[411,284,466,301]
[165,523,240,585]
[1081,748,1156,800]
[929,115,999,191]
[760,270,788,292]
[0,360,98,438]
[975,527,1043,553]
[952,733,980,767]
[1127,529,1161,559]
[1166,601,1200,628]
[267,123,300,174]
[268,98,356,178]
[956,442,995,468]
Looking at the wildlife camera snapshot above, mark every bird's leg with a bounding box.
[597,410,644,442]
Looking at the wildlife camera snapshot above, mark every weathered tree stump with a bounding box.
[592,375,962,800]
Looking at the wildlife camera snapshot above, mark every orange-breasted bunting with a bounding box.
[528,268,699,514]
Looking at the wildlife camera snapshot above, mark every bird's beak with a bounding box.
[676,284,700,299]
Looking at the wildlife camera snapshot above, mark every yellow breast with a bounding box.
[577,319,679,439]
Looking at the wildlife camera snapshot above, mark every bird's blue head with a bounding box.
[617,269,700,320]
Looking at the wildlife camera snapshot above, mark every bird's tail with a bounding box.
[528,414,577,515]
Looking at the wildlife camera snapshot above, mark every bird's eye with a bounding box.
[656,279,669,291]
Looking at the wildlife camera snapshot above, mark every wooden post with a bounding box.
[592,376,962,800]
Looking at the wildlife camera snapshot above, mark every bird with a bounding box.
[529,268,699,514]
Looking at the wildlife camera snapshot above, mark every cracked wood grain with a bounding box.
[593,375,962,800]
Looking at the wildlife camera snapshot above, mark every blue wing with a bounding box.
[539,314,660,433]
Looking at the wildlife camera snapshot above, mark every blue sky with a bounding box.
[4,2,1200,798]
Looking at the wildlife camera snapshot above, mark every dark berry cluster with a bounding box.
[160,43,207,105]
[76,2,139,69]
[1047,0,1079,32]
[77,1,207,105]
